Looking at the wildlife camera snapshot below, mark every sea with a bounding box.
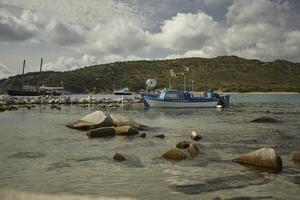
[0,93,300,200]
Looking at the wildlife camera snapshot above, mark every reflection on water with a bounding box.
[0,94,300,200]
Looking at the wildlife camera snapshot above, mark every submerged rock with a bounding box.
[232,148,282,172]
[251,117,280,123]
[293,151,300,161]
[176,141,191,149]
[187,144,199,157]
[115,126,139,136]
[67,111,114,130]
[113,153,127,161]
[191,131,202,141]
[154,134,165,139]
[163,149,187,160]
[110,113,148,130]
[87,127,116,138]
[140,133,146,138]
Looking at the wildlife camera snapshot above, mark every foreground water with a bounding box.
[0,93,300,200]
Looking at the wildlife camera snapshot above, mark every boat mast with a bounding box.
[21,59,25,87]
[39,58,43,86]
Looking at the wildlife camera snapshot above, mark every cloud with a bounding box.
[0,62,12,78]
[83,19,150,55]
[0,9,43,42]
[226,0,290,27]
[151,12,222,51]
[46,19,85,46]
[43,54,100,71]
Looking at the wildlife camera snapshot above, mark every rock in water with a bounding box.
[251,117,280,123]
[187,144,199,157]
[154,134,165,139]
[110,114,148,130]
[176,141,191,149]
[113,153,127,161]
[232,148,282,172]
[191,131,202,141]
[293,151,300,161]
[67,111,114,130]
[163,149,187,160]
[140,133,146,138]
[115,126,139,136]
[87,127,116,138]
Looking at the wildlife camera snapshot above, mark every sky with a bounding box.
[0,0,300,79]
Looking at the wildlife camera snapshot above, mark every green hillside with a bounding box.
[1,56,299,93]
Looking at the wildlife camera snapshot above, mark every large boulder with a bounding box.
[67,111,114,130]
[87,127,116,138]
[115,126,139,136]
[110,114,148,130]
[232,148,282,172]
[162,149,187,160]
[251,117,280,123]
[293,151,300,161]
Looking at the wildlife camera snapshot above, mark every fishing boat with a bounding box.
[113,87,132,95]
[141,89,229,108]
[141,68,230,108]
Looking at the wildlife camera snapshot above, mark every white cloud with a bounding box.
[0,62,12,78]
[151,12,222,51]
[43,54,100,71]
[0,8,43,42]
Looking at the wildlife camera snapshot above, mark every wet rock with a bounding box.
[191,131,202,141]
[87,127,116,138]
[8,105,18,111]
[163,149,187,160]
[140,133,146,138]
[187,144,199,157]
[232,148,282,172]
[293,151,300,161]
[154,134,165,139]
[67,111,114,130]
[115,126,139,136]
[0,105,8,112]
[110,113,149,130]
[113,153,127,161]
[251,117,280,123]
[176,141,191,149]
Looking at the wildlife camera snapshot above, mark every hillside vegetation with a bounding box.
[0,56,299,93]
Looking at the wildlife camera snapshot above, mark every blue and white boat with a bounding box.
[141,89,229,108]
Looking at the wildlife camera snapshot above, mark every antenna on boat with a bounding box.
[169,69,176,89]
[183,66,189,91]
[21,59,25,87]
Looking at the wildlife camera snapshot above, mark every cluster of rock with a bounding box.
[67,111,149,138]
[0,95,142,112]
[66,111,297,173]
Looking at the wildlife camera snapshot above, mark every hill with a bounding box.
[0,56,299,93]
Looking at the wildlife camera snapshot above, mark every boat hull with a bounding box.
[113,92,132,95]
[7,90,64,96]
[143,98,218,108]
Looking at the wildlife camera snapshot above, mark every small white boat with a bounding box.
[113,87,132,95]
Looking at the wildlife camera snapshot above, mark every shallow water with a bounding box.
[0,93,300,200]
